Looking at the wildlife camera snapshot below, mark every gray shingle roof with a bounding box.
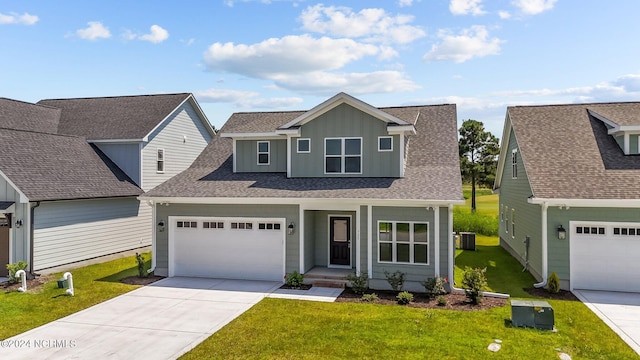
[0,98,61,134]
[508,102,640,199]
[38,93,191,140]
[0,128,142,201]
[143,104,463,202]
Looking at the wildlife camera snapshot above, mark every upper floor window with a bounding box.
[511,149,518,179]
[297,138,310,153]
[378,136,393,152]
[257,141,270,165]
[325,137,362,174]
[156,149,165,173]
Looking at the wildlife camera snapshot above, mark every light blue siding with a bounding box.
[95,143,141,185]
[142,100,212,191]
[235,139,287,172]
[0,176,30,269]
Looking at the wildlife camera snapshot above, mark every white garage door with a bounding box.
[571,222,640,292]
[170,217,285,281]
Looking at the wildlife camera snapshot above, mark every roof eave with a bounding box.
[527,197,640,208]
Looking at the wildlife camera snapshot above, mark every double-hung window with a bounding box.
[511,149,518,179]
[378,221,428,264]
[156,149,165,173]
[257,141,270,165]
[325,137,362,174]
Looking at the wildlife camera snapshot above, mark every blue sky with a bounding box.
[2,0,640,137]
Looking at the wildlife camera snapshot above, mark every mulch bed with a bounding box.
[336,288,507,310]
[279,284,313,290]
[524,287,578,301]
[1,274,52,292]
[120,275,165,286]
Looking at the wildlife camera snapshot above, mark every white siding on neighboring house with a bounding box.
[0,176,29,265]
[94,143,142,185]
[141,101,212,191]
[33,198,152,270]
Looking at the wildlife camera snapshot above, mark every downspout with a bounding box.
[30,201,40,277]
[147,200,156,274]
[534,202,549,288]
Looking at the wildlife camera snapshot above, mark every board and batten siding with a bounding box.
[498,124,543,280]
[291,103,401,178]
[95,143,141,185]
[154,203,299,277]
[235,139,287,172]
[141,101,212,191]
[33,198,151,270]
[0,176,29,266]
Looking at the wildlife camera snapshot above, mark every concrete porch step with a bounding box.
[305,279,349,288]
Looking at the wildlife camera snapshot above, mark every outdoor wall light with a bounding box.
[557,225,566,240]
[288,222,295,235]
[15,219,22,228]
[158,220,166,232]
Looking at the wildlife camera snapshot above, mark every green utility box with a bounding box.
[511,300,554,330]
[57,278,68,289]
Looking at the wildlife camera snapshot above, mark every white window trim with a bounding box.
[324,137,363,175]
[511,149,518,179]
[257,141,270,166]
[378,136,393,152]
[511,209,515,239]
[377,220,429,265]
[156,148,165,174]
[505,206,509,233]
[297,138,311,153]
[500,204,504,222]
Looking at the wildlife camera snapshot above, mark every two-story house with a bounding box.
[0,94,214,276]
[142,93,463,291]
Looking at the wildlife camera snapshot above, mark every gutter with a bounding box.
[30,201,40,277]
[533,202,548,288]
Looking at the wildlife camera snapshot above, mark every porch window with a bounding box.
[257,141,270,165]
[378,221,429,264]
[325,137,362,174]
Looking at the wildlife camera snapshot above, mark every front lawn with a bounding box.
[0,254,148,339]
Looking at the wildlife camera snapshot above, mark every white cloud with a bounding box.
[423,25,504,63]
[139,25,169,43]
[271,70,420,95]
[299,4,425,44]
[512,0,557,15]
[449,0,486,16]
[76,21,111,41]
[203,35,379,78]
[612,74,640,92]
[0,12,39,25]
[498,11,511,19]
[398,0,414,7]
[194,88,304,108]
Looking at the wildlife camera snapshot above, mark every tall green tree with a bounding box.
[459,120,500,212]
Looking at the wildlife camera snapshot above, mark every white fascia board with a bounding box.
[280,92,409,129]
[387,125,416,135]
[493,111,513,191]
[528,197,640,208]
[275,128,300,136]
[588,110,620,130]
[88,139,145,144]
[141,196,464,207]
[220,132,284,140]
[0,169,29,203]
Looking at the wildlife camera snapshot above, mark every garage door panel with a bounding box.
[171,218,285,281]
[572,222,640,292]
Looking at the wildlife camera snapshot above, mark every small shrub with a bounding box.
[346,271,369,295]
[285,271,304,289]
[384,270,405,292]
[462,267,487,305]
[547,272,561,294]
[361,293,379,303]
[436,295,447,306]
[135,253,148,278]
[422,276,448,296]
[396,291,414,305]
[6,261,28,284]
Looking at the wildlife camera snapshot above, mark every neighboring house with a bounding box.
[0,94,214,276]
[142,93,463,290]
[494,102,640,292]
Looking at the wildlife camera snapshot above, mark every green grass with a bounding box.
[0,254,147,340]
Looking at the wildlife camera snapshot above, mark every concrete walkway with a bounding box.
[574,289,640,355]
[0,277,344,360]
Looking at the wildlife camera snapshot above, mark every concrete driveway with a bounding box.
[0,277,280,360]
[574,290,640,355]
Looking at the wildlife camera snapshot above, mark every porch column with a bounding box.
[355,206,361,275]
[367,205,373,278]
[433,206,440,278]
[299,205,305,274]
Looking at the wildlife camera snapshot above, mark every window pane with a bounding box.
[414,244,428,264]
[397,223,410,242]
[298,139,310,152]
[326,157,341,173]
[379,243,392,262]
[397,244,410,262]
[379,222,392,242]
[274,223,281,230]
[414,223,428,243]
[258,142,269,152]
[379,137,392,150]
[345,138,361,155]
[325,139,342,155]
[203,222,210,229]
[344,157,361,173]
[258,154,269,164]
